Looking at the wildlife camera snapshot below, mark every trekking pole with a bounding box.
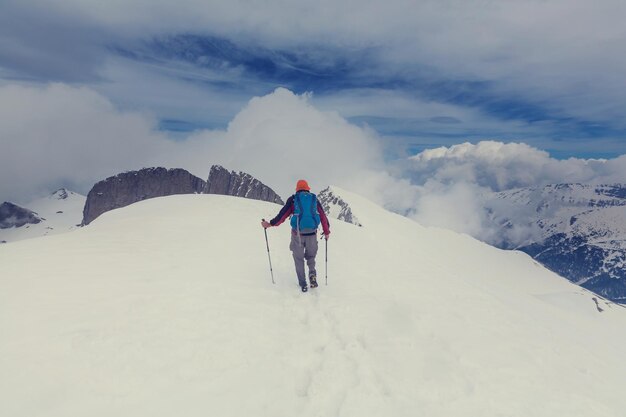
[325,237,328,286]
[262,219,275,284]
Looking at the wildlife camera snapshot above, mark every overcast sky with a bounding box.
[1,0,626,208]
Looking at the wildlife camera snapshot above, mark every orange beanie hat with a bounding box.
[296,179,310,191]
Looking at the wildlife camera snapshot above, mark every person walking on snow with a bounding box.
[262,180,330,292]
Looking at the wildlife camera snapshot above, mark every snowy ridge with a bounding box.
[1,189,626,416]
[0,188,85,243]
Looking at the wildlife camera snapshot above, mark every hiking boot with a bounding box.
[309,276,318,288]
[301,285,308,293]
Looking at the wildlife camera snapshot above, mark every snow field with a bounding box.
[1,191,626,416]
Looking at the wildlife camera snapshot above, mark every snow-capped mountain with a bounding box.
[1,187,625,416]
[0,188,85,244]
[486,183,626,303]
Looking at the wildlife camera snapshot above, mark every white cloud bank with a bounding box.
[403,141,626,245]
[408,141,626,191]
[171,88,402,201]
[0,83,174,203]
[3,83,626,250]
[0,84,406,208]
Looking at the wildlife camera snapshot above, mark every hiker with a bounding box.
[262,180,330,292]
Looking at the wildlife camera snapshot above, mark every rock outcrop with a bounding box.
[52,188,70,200]
[81,165,284,226]
[0,202,42,229]
[82,168,206,225]
[318,187,362,227]
[203,165,284,205]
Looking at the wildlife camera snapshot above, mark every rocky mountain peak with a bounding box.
[318,187,362,227]
[0,202,42,229]
[51,188,70,200]
[81,165,285,226]
[82,167,206,225]
[203,165,284,205]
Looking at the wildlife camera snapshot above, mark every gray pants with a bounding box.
[289,231,318,287]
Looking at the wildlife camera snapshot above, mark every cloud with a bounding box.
[0,83,173,203]
[166,88,396,202]
[310,88,561,156]
[3,81,626,252]
[3,0,626,154]
[412,180,499,240]
[0,84,406,213]
[94,54,255,130]
[163,87,426,215]
[401,141,626,246]
[87,0,626,129]
[0,2,112,82]
[406,141,625,191]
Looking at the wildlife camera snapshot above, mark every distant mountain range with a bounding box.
[486,184,626,303]
[2,170,625,304]
[1,166,283,243]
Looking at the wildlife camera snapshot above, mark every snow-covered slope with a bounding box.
[1,189,625,417]
[0,188,85,243]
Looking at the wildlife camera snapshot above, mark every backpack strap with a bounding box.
[310,193,316,218]
[294,193,302,216]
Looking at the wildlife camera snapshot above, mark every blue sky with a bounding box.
[1,0,626,169]
[103,31,626,159]
[0,0,626,157]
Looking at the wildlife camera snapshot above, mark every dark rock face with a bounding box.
[318,187,362,227]
[203,165,284,205]
[81,165,284,226]
[0,202,42,229]
[52,188,69,200]
[82,167,206,225]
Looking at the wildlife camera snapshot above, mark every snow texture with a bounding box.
[1,189,626,416]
